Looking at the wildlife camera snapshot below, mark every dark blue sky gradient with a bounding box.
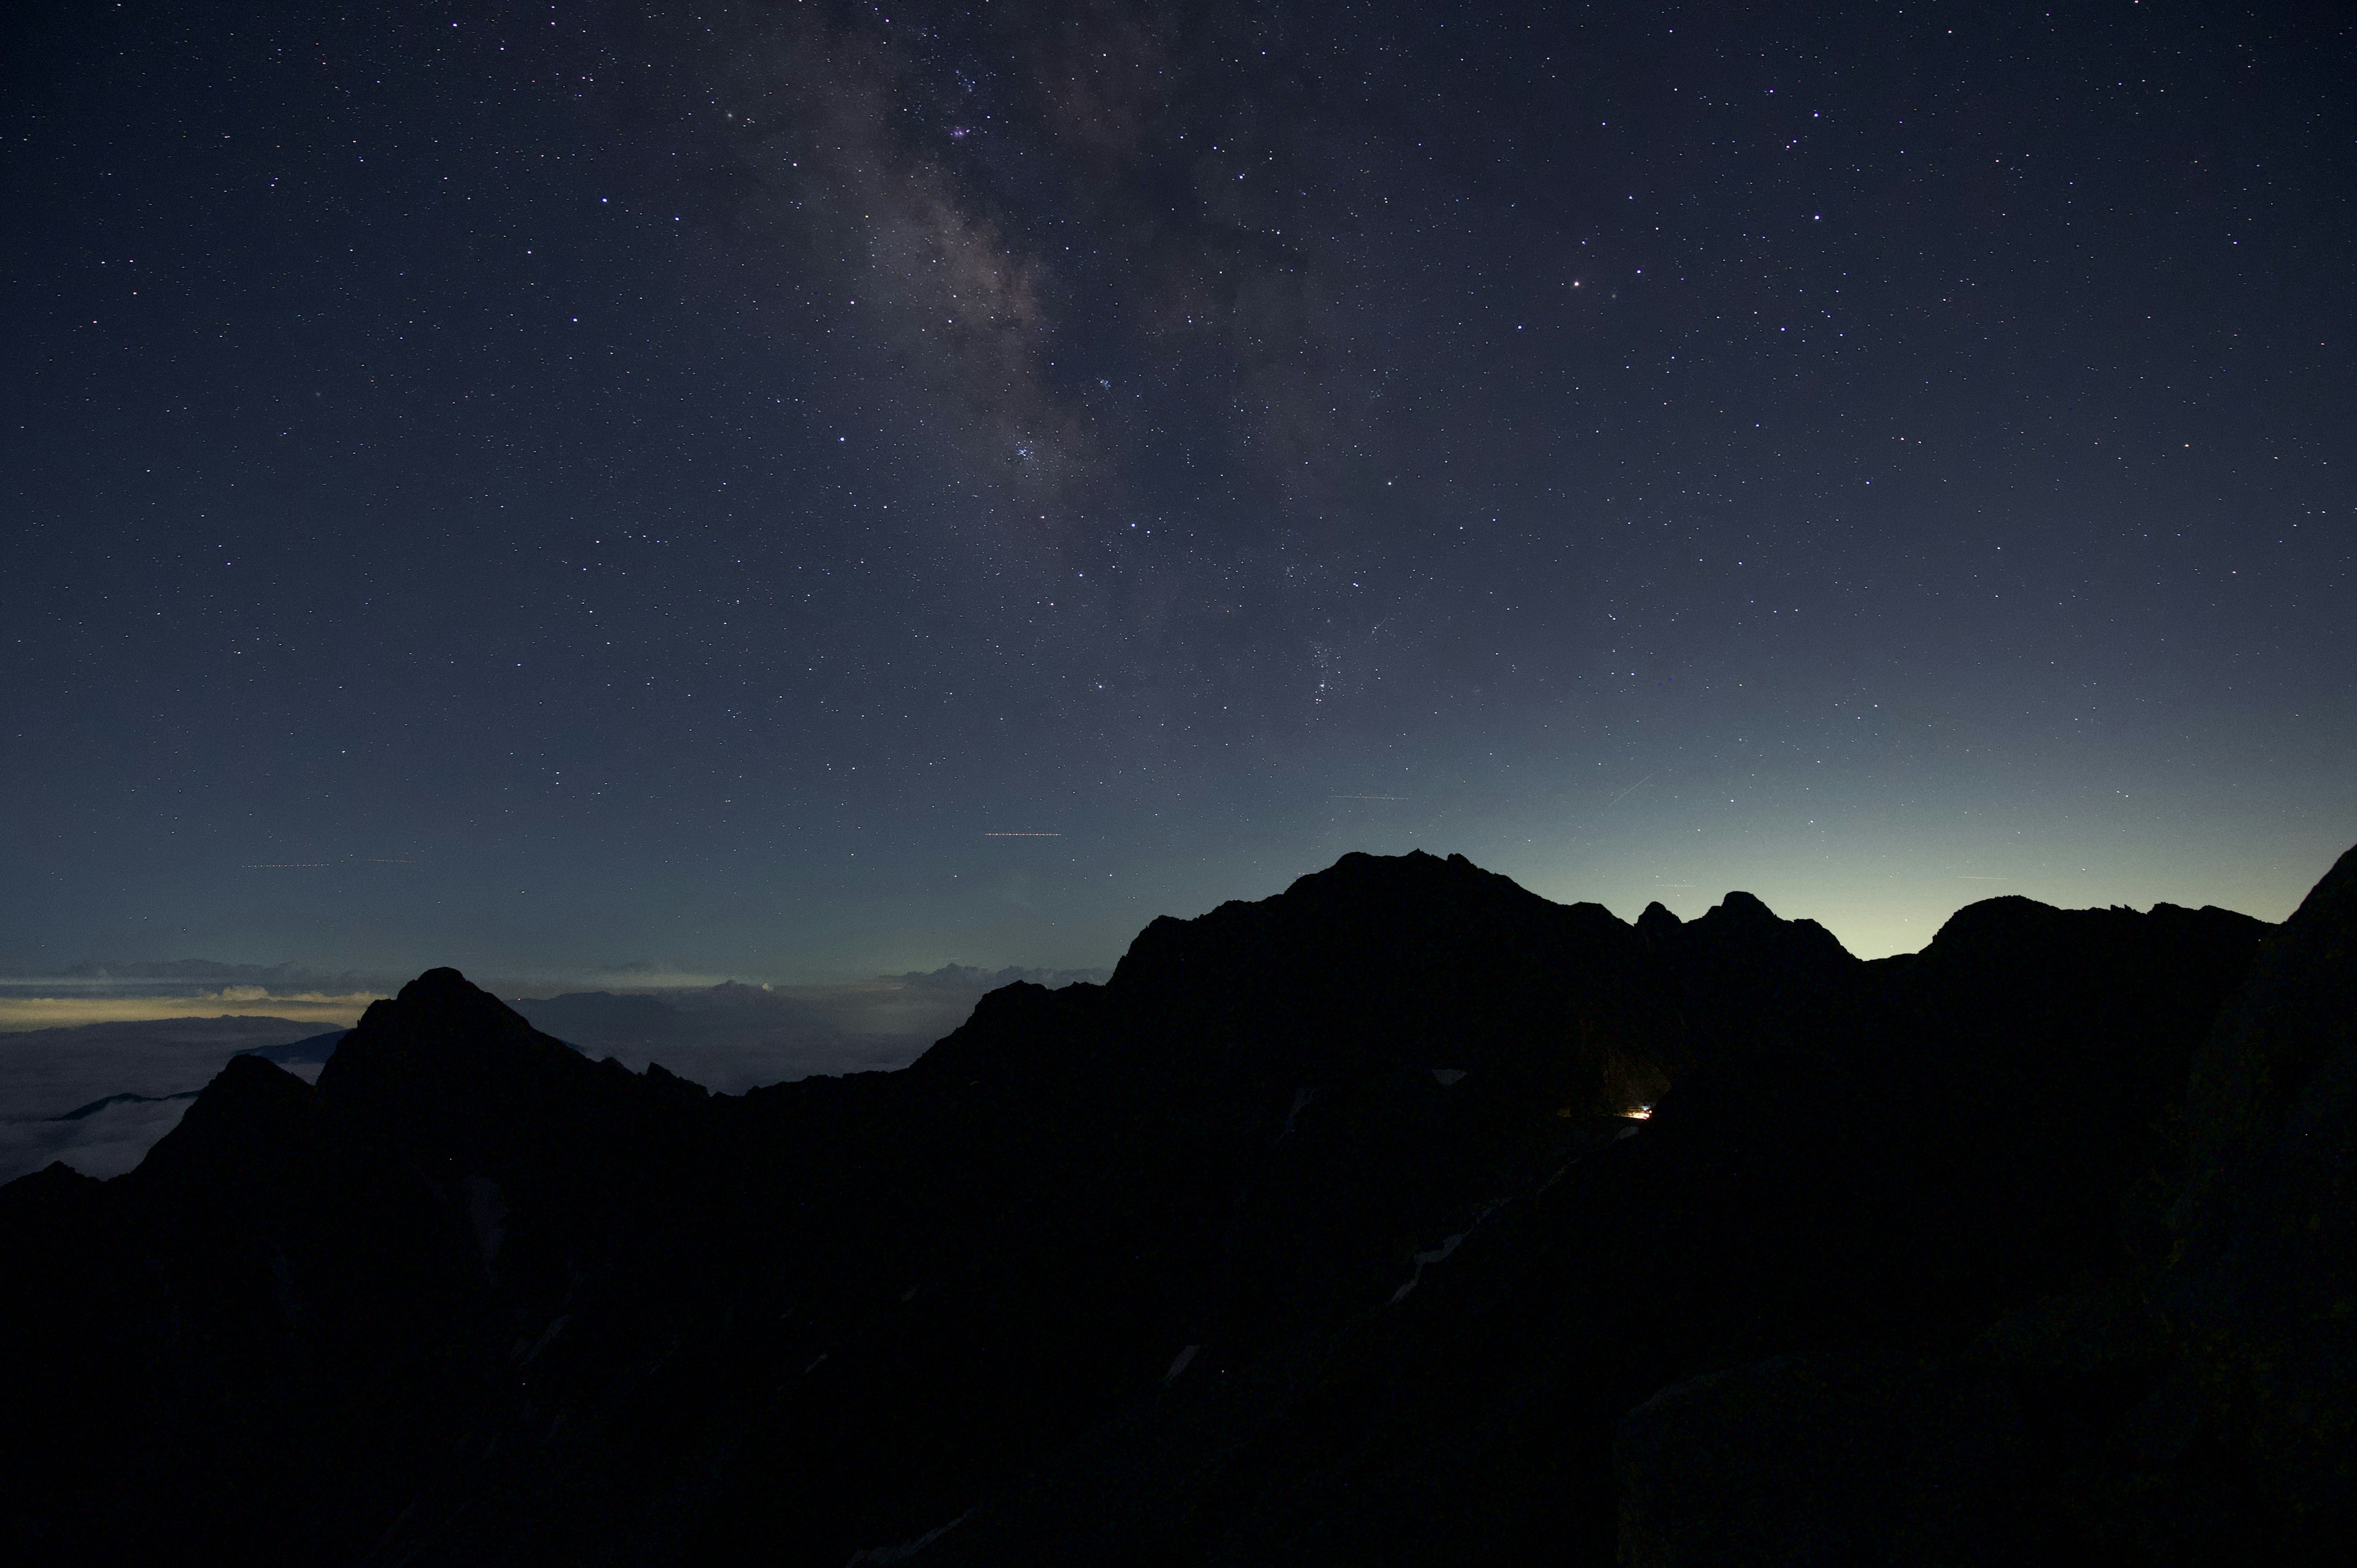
[6,0,2351,979]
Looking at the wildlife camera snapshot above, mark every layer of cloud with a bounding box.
[0,991,384,1033]
[2,1094,203,1184]
[0,1016,339,1184]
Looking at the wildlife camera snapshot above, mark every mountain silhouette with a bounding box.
[1,847,2345,1566]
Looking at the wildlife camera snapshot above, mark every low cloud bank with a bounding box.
[4,1094,201,1183]
[0,991,382,1033]
[0,958,396,1035]
[0,1016,341,1183]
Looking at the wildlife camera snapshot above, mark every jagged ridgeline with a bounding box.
[2,846,2349,1567]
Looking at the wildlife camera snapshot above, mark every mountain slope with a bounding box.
[0,849,2302,1567]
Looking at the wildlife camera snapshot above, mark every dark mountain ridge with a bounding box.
[3,847,2345,1566]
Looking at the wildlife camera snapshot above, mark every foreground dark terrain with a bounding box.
[4,848,2351,1566]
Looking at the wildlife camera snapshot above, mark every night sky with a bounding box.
[7,0,2352,984]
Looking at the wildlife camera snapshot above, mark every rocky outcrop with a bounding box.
[1615,1350,2037,1567]
[910,884,2269,1567]
[2161,844,2357,1561]
[1605,859,2349,1568]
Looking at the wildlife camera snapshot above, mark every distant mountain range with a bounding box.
[2,846,2350,1566]
[0,958,381,994]
[505,976,975,1091]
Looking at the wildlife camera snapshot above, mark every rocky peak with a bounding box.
[132,1051,318,1190]
[315,965,605,1165]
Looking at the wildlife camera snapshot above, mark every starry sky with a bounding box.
[6,0,2353,984]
